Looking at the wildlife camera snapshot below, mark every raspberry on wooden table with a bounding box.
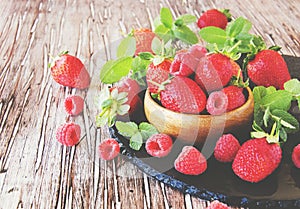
[56,122,81,146]
[64,95,84,116]
[98,138,120,161]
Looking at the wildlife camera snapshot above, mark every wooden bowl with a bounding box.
[144,87,254,144]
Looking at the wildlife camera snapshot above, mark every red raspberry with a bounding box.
[206,86,245,115]
[197,9,228,29]
[145,134,173,158]
[206,200,231,209]
[56,122,81,146]
[214,134,241,162]
[98,138,120,160]
[64,95,84,116]
[292,144,300,168]
[174,146,207,175]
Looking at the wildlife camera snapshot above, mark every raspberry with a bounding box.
[174,146,207,175]
[206,200,231,209]
[98,138,120,160]
[145,134,173,158]
[206,86,245,115]
[64,95,84,115]
[292,144,300,168]
[214,134,241,162]
[56,122,81,146]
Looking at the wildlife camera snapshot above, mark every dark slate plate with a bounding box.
[109,55,300,209]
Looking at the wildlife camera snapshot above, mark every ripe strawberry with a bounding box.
[232,138,282,183]
[206,86,245,115]
[170,45,207,77]
[145,133,173,158]
[206,200,231,209]
[292,144,300,168]
[197,9,229,29]
[174,146,207,175]
[195,53,235,93]
[214,134,241,162]
[160,76,207,114]
[64,95,84,116]
[56,122,81,146]
[247,49,291,89]
[133,28,156,56]
[113,78,142,113]
[50,51,90,89]
[146,59,171,94]
[98,138,120,160]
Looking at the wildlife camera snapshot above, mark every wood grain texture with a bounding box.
[0,0,299,209]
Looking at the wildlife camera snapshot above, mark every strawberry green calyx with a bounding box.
[220,9,232,22]
[95,86,130,127]
[48,50,69,68]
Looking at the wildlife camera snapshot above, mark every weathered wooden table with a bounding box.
[0,0,299,208]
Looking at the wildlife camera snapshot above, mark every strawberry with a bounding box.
[170,45,207,77]
[160,76,207,114]
[214,134,241,162]
[174,146,207,175]
[145,133,173,158]
[64,95,84,116]
[292,144,300,168]
[113,78,142,113]
[56,122,81,146]
[133,28,156,56]
[206,86,245,115]
[195,53,235,93]
[247,49,291,89]
[98,138,120,160]
[232,138,282,183]
[197,9,230,29]
[146,59,171,94]
[49,51,90,89]
[206,200,231,209]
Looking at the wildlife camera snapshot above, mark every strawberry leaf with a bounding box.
[160,8,173,29]
[117,36,136,57]
[199,26,227,47]
[130,132,143,150]
[139,122,158,141]
[175,14,197,25]
[100,56,133,84]
[226,17,252,37]
[115,121,138,138]
[173,25,198,45]
[151,37,163,55]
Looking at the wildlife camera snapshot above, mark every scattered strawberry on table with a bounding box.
[93,5,300,196]
[49,51,90,89]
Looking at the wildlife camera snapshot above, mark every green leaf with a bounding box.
[226,17,252,37]
[251,131,268,139]
[266,86,277,95]
[130,132,143,150]
[271,109,299,133]
[100,56,133,84]
[138,52,154,60]
[199,26,227,46]
[176,14,197,25]
[284,79,300,96]
[154,24,172,42]
[115,121,138,138]
[160,8,173,29]
[139,122,158,141]
[117,36,136,57]
[151,37,163,55]
[253,86,267,104]
[261,90,293,111]
[263,106,270,127]
[174,25,198,44]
